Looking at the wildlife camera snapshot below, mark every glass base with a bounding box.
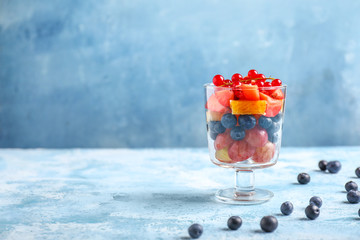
[215,188,274,205]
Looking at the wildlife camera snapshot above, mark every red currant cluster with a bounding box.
[212,69,282,88]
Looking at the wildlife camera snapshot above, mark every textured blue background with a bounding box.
[1,0,360,148]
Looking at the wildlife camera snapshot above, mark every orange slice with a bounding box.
[230,100,267,115]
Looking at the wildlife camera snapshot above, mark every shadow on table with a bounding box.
[150,192,215,204]
[113,191,217,205]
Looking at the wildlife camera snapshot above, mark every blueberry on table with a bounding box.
[259,116,272,129]
[305,204,320,220]
[326,160,341,173]
[230,126,245,141]
[297,173,311,184]
[356,167,360,178]
[280,201,294,215]
[260,216,278,232]
[358,208,360,217]
[188,223,203,239]
[227,216,242,230]
[238,115,256,130]
[345,181,358,192]
[221,113,237,129]
[318,160,327,171]
[271,112,283,122]
[309,196,322,208]
[347,190,360,204]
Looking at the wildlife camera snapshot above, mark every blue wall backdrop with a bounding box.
[1,0,360,148]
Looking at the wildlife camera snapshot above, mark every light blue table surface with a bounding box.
[0,147,359,239]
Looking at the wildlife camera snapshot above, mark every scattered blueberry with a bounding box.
[297,173,311,184]
[268,132,279,143]
[258,116,273,129]
[260,216,278,232]
[326,160,341,173]
[227,216,242,230]
[188,223,203,239]
[347,190,360,204]
[309,196,322,208]
[358,209,360,217]
[305,204,320,220]
[356,167,360,178]
[221,113,237,129]
[280,201,294,215]
[230,127,246,141]
[318,160,327,171]
[267,122,281,135]
[238,115,256,130]
[209,131,218,140]
[271,113,283,123]
[345,181,358,192]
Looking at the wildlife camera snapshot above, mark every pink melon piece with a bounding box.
[228,140,256,162]
[206,94,228,113]
[215,90,235,107]
[214,129,234,150]
[244,126,268,147]
[252,141,276,163]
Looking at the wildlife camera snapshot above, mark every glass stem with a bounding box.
[234,169,255,196]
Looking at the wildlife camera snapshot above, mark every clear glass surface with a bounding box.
[204,84,287,204]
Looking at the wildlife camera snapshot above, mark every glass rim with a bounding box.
[203,83,287,91]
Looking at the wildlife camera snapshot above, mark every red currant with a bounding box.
[224,79,232,87]
[232,74,242,85]
[250,80,257,85]
[231,73,243,82]
[264,82,272,87]
[213,75,224,86]
[271,79,282,86]
[255,74,265,79]
[248,69,258,78]
[256,81,265,87]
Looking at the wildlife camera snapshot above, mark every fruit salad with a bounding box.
[205,69,286,168]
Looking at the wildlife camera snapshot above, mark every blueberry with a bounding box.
[260,216,278,232]
[259,116,273,129]
[318,160,327,171]
[230,127,245,141]
[227,216,242,230]
[188,223,203,239]
[309,196,322,208]
[209,131,218,140]
[305,204,320,220]
[267,122,281,135]
[268,132,279,143]
[271,113,283,122]
[347,190,360,204]
[356,167,360,178]
[345,181,358,192]
[209,121,226,134]
[297,173,311,184]
[280,201,293,215]
[238,115,256,130]
[358,208,360,217]
[221,113,237,129]
[327,160,341,173]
